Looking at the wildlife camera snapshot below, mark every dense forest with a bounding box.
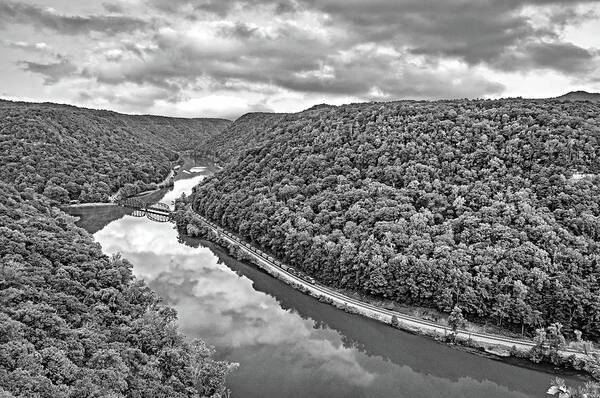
[202,112,287,164]
[191,98,600,341]
[0,100,230,203]
[0,182,234,397]
[0,100,236,396]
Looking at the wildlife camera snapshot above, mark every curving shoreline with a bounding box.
[64,201,116,208]
[188,211,592,364]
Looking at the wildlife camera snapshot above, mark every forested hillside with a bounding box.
[203,112,287,163]
[556,91,600,103]
[0,182,233,397]
[0,101,236,395]
[0,100,230,203]
[191,99,600,340]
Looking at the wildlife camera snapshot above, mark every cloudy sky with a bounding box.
[1,0,599,119]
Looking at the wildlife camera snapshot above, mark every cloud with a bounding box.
[113,244,378,386]
[547,4,598,29]
[78,84,171,109]
[0,0,148,35]
[102,2,125,14]
[147,0,299,17]
[75,0,595,102]
[0,0,599,117]
[516,41,597,73]
[79,12,505,103]
[2,40,52,53]
[148,0,598,75]
[304,0,596,71]
[18,57,77,84]
[103,49,125,62]
[218,22,260,39]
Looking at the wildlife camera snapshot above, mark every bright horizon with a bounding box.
[0,90,593,122]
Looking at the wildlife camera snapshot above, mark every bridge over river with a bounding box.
[116,198,172,222]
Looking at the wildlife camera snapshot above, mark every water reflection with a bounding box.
[67,174,205,233]
[78,175,583,398]
[160,175,204,207]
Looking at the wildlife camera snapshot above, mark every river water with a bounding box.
[68,166,584,398]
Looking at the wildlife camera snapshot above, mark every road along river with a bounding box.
[196,215,587,359]
[67,166,585,398]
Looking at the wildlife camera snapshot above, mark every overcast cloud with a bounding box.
[0,0,599,118]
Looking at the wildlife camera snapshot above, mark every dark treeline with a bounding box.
[0,182,234,397]
[192,99,600,341]
[556,91,600,103]
[0,100,230,203]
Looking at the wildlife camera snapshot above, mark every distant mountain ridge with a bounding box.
[203,104,343,164]
[0,98,232,121]
[203,112,288,164]
[555,91,600,102]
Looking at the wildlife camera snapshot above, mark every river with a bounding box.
[67,164,584,398]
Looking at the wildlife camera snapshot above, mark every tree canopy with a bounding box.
[0,182,234,397]
[0,100,235,396]
[0,100,230,203]
[191,98,600,340]
[202,112,287,164]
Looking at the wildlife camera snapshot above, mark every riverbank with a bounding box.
[67,155,213,208]
[66,202,117,208]
[176,208,597,380]
[72,175,586,398]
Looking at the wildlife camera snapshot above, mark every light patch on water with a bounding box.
[160,175,204,208]
[83,170,578,398]
[94,216,378,389]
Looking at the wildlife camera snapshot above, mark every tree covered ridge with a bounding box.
[192,98,600,340]
[0,100,230,203]
[202,107,345,165]
[0,182,234,397]
[202,112,287,164]
[556,91,600,103]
